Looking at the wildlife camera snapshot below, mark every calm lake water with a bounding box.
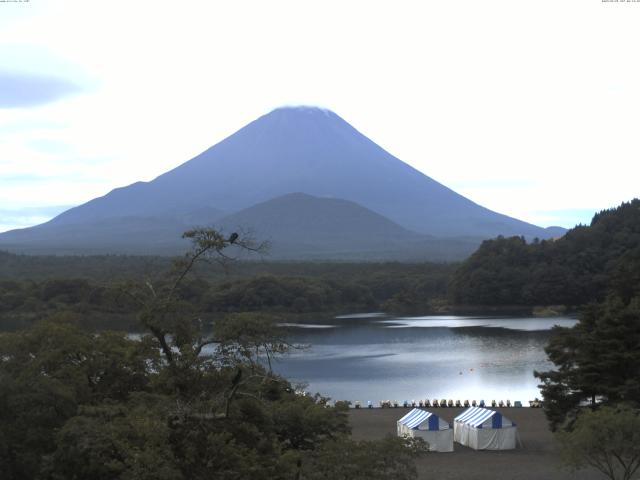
[271,314,578,405]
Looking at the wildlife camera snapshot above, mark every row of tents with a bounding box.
[397,407,517,452]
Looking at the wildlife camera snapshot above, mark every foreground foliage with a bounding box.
[0,229,426,479]
[535,294,640,430]
[557,406,640,480]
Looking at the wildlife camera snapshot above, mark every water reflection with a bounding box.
[382,315,577,331]
[272,314,577,404]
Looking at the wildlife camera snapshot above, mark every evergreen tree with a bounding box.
[450,199,640,307]
[535,294,640,430]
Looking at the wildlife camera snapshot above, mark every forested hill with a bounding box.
[449,199,640,307]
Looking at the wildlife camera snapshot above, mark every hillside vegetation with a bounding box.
[449,199,640,307]
[0,256,455,331]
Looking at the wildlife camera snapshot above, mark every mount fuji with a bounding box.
[0,106,563,258]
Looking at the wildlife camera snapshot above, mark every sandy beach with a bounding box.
[349,407,602,480]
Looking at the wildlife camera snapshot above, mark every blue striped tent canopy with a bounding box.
[398,409,448,431]
[454,407,514,429]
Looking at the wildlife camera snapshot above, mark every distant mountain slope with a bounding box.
[0,217,186,255]
[215,192,480,260]
[0,106,565,256]
[0,208,223,255]
[217,192,420,244]
[449,199,640,306]
[0,193,482,260]
[19,107,561,235]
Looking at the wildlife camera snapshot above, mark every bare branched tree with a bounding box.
[122,228,269,369]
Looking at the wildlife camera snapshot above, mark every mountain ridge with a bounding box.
[0,193,482,260]
[0,106,566,257]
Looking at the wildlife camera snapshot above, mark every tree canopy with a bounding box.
[449,199,640,307]
[535,293,640,430]
[0,229,426,480]
[557,405,640,480]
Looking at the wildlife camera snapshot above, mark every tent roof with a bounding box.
[397,408,445,430]
[454,407,513,428]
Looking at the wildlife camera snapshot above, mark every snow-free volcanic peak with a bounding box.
[0,106,564,256]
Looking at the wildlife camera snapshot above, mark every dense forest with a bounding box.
[449,199,640,307]
[0,255,455,331]
[0,230,426,480]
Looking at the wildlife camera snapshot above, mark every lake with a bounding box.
[271,314,577,406]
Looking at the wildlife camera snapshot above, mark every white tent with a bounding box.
[397,408,454,452]
[453,406,517,450]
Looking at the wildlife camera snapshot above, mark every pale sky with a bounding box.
[1,0,639,233]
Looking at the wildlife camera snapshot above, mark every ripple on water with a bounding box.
[335,312,387,319]
[278,323,338,329]
[378,316,577,331]
[273,314,573,403]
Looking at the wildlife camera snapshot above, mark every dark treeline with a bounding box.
[0,250,454,283]
[449,199,640,307]
[0,260,456,331]
[0,251,172,281]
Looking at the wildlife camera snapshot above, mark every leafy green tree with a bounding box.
[536,295,640,429]
[271,395,350,450]
[0,228,428,480]
[450,199,640,308]
[557,405,640,480]
[46,398,182,480]
[0,316,156,480]
[298,436,427,480]
[214,312,291,372]
[120,229,267,388]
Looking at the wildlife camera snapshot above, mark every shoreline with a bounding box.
[349,407,600,480]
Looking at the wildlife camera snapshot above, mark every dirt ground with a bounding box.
[349,407,603,480]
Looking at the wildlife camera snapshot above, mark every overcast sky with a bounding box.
[1,0,639,233]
